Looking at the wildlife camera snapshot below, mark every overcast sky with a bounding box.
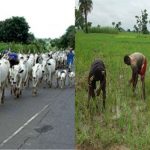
[0,0,74,39]
[75,0,150,30]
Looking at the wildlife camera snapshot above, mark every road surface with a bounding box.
[0,81,74,149]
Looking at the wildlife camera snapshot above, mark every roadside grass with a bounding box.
[0,42,49,53]
[76,32,150,150]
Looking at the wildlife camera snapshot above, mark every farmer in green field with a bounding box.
[124,52,147,100]
[88,59,106,109]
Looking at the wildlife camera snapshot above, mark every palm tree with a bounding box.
[79,0,93,33]
[118,21,121,26]
[75,8,84,30]
[112,22,115,28]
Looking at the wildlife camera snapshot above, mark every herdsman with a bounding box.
[67,48,74,72]
[2,49,19,68]
[88,59,106,109]
[124,52,147,100]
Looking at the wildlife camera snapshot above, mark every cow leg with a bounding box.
[24,72,28,88]
[43,75,47,88]
[32,87,36,96]
[1,87,4,104]
[32,88,34,95]
[48,80,52,88]
[20,90,22,96]
[11,89,12,95]
[63,79,65,88]
[16,89,20,98]
[49,72,52,88]
[28,77,30,87]
[47,76,50,87]
[11,86,13,95]
[13,88,16,97]
[35,88,37,95]
[60,80,63,89]
[33,79,38,96]
[56,78,59,88]
[69,78,72,87]
[25,76,30,88]
[2,88,5,100]
[68,78,70,87]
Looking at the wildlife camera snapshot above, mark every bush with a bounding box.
[88,26,119,34]
[0,42,50,53]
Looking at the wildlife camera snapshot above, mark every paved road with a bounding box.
[0,80,74,149]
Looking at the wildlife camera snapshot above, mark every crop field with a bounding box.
[75,32,150,150]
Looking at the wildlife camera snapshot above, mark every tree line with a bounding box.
[75,0,150,34]
[0,16,75,51]
[50,25,75,49]
[0,16,34,43]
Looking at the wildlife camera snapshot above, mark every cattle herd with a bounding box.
[0,50,75,104]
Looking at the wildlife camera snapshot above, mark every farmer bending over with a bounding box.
[88,59,106,109]
[124,52,147,100]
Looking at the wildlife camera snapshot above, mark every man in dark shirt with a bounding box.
[88,59,106,109]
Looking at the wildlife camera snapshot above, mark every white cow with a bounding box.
[26,54,35,86]
[68,71,75,87]
[55,69,61,88]
[55,69,67,88]
[10,61,28,98]
[41,58,56,87]
[0,58,10,103]
[32,63,43,95]
[60,70,67,89]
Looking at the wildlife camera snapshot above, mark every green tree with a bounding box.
[97,24,100,28]
[79,0,93,33]
[1,16,30,43]
[133,25,139,32]
[66,25,75,49]
[50,25,75,49]
[112,22,115,28]
[135,9,149,34]
[59,25,75,49]
[115,21,122,31]
[87,22,92,28]
[27,33,35,44]
[127,29,131,32]
[50,38,61,48]
[75,8,84,30]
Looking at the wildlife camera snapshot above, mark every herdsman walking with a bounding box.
[124,52,147,100]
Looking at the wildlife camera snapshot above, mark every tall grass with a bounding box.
[76,31,150,150]
[88,26,119,34]
[0,42,51,53]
